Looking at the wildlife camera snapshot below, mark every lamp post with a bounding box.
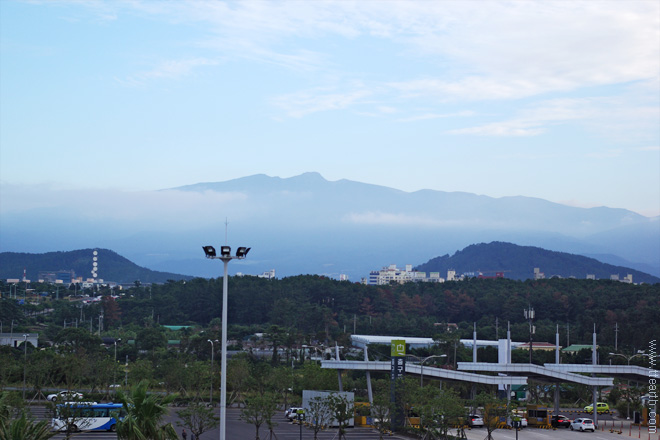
[420,354,447,387]
[203,244,250,440]
[608,352,649,419]
[22,334,28,399]
[406,354,448,387]
[208,339,218,405]
[114,338,121,393]
[524,306,535,363]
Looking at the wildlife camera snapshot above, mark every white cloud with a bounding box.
[118,58,219,86]
[343,211,480,227]
[449,122,546,137]
[0,184,247,226]
[270,88,372,118]
[397,110,475,123]
[448,95,659,140]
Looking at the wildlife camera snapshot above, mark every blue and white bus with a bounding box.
[52,402,126,432]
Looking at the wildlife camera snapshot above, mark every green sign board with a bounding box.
[391,339,406,357]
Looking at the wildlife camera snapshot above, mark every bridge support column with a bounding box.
[338,370,344,392]
[364,346,373,404]
[366,371,373,404]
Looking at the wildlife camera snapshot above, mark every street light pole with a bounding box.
[524,306,535,363]
[22,334,28,400]
[608,352,649,419]
[208,339,218,405]
[114,338,121,393]
[420,354,447,387]
[203,245,250,440]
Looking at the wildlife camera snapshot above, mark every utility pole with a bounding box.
[524,306,535,363]
[614,322,619,351]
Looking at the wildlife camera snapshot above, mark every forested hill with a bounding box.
[0,249,193,284]
[111,275,659,350]
[415,242,660,284]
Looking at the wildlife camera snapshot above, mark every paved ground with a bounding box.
[26,404,660,440]
[29,405,409,440]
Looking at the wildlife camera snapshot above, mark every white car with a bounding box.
[46,391,83,402]
[571,418,595,432]
[284,407,301,419]
[467,415,484,427]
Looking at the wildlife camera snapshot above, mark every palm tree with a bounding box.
[0,412,55,440]
[115,380,178,440]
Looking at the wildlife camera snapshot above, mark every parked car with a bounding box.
[571,418,595,432]
[467,415,484,427]
[584,402,609,414]
[511,411,527,428]
[285,407,304,420]
[46,391,83,402]
[552,415,572,428]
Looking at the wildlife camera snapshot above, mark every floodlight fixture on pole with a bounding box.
[203,244,250,440]
[203,246,217,258]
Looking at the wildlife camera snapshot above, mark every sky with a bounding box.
[1,0,659,217]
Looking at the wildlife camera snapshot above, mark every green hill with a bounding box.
[0,249,193,284]
[415,241,660,284]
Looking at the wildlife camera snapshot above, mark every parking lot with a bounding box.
[29,405,410,440]
[26,405,659,440]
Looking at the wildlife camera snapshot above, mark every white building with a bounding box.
[364,264,446,285]
[0,333,39,348]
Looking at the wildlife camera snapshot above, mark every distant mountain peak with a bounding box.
[416,241,659,283]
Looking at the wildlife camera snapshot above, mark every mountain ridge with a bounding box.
[0,249,193,284]
[1,242,657,285]
[415,241,660,284]
[1,172,658,280]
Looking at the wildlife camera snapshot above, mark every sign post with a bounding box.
[390,339,406,430]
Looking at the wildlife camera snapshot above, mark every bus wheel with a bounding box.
[110,424,117,432]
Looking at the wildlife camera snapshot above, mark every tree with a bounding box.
[0,411,55,440]
[47,400,95,440]
[413,386,465,440]
[327,393,353,440]
[473,392,511,440]
[176,403,219,439]
[240,392,278,440]
[227,355,251,406]
[136,326,167,352]
[306,395,333,440]
[370,387,393,440]
[116,380,178,440]
[54,328,102,355]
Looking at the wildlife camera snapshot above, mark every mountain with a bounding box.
[0,249,193,284]
[1,172,658,281]
[415,242,660,284]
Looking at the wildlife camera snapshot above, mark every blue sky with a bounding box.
[1,0,659,217]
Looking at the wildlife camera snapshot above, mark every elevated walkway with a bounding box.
[457,362,613,386]
[322,360,528,385]
[543,364,649,382]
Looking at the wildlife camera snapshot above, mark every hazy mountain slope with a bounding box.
[2,173,658,280]
[415,242,660,284]
[0,249,193,284]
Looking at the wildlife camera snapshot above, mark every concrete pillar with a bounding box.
[364,346,373,404]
